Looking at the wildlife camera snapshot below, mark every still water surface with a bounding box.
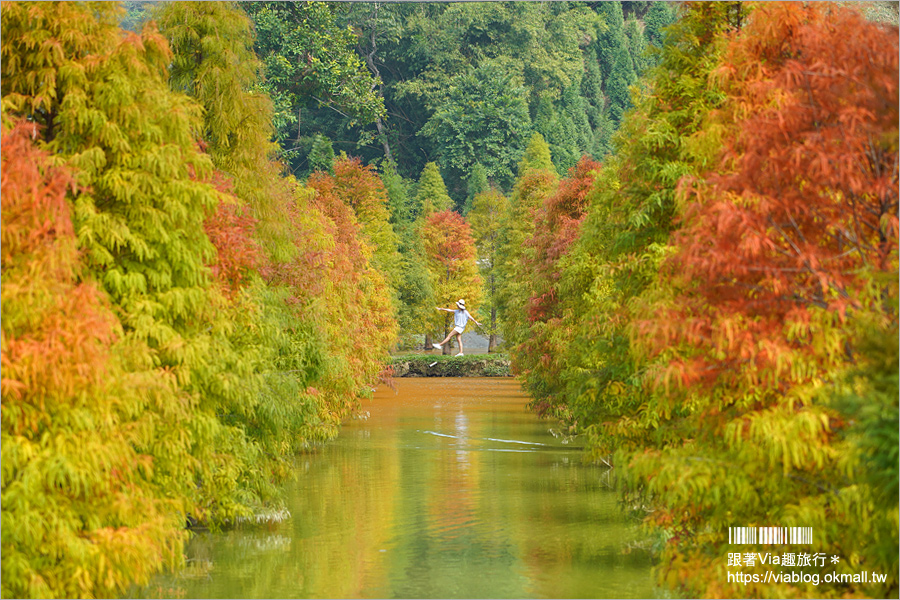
[156,378,656,598]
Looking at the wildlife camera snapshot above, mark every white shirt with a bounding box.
[454,309,472,329]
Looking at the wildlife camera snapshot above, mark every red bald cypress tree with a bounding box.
[422,210,483,353]
[512,156,601,402]
[642,1,898,391]
[627,4,898,597]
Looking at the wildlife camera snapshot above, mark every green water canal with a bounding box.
[144,378,657,598]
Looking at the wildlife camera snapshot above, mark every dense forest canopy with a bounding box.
[122,0,676,206]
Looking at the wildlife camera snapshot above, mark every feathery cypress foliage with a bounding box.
[1,120,186,599]
[422,211,484,351]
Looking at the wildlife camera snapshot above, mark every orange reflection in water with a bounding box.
[160,378,656,599]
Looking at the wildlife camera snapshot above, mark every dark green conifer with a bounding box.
[595,2,637,124]
[308,134,336,174]
[414,162,454,217]
[463,163,490,216]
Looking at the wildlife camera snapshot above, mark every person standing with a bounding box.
[433,299,481,356]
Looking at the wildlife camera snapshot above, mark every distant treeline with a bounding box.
[123,0,676,203]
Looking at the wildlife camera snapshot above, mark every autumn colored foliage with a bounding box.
[3,1,897,598]
[309,155,403,299]
[2,122,184,598]
[526,156,602,324]
[203,175,263,297]
[1,2,399,596]
[624,7,899,596]
[643,1,899,390]
[495,133,560,361]
[500,3,898,598]
[422,210,483,345]
[505,156,602,411]
[304,169,397,404]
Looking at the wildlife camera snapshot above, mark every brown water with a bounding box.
[148,378,657,599]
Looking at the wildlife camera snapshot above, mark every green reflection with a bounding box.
[142,379,657,599]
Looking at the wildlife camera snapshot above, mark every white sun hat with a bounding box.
[456,299,466,310]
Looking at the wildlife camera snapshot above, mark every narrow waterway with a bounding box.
[150,378,656,599]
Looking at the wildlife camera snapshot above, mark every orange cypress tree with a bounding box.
[313,155,402,298]
[1,121,184,598]
[644,2,899,390]
[513,156,601,405]
[203,172,263,297]
[422,210,483,352]
[627,4,898,596]
[526,156,602,324]
[2,0,282,531]
[304,175,397,408]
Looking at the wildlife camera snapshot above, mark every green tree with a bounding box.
[643,1,676,49]
[154,0,293,262]
[394,227,434,345]
[345,1,406,163]
[307,134,336,175]
[381,160,415,226]
[581,46,615,156]
[462,162,490,216]
[624,18,650,74]
[381,161,434,341]
[242,2,384,162]
[467,188,510,352]
[288,2,609,190]
[414,162,454,218]
[595,2,637,124]
[419,62,532,198]
[829,317,899,583]
[533,93,582,175]
[517,132,558,177]
[496,134,559,351]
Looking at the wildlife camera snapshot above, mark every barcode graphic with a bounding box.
[729,526,813,544]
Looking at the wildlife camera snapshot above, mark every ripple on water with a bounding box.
[145,378,657,599]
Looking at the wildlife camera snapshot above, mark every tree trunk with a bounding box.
[488,275,498,352]
[488,306,498,352]
[374,116,392,163]
[364,4,393,163]
[442,320,452,355]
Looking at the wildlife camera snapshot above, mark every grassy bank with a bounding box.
[389,353,511,377]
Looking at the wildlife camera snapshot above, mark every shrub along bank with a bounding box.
[390,354,511,378]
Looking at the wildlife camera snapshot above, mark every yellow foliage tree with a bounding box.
[422,210,484,353]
